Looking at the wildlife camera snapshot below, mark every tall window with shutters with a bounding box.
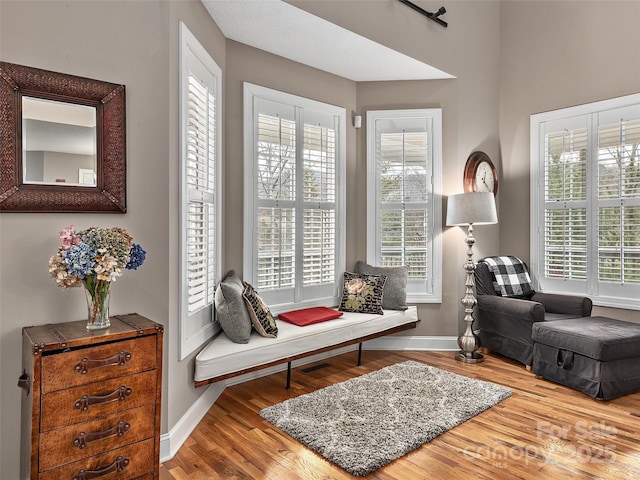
[531,93,640,309]
[244,84,346,312]
[366,109,443,303]
[179,23,222,359]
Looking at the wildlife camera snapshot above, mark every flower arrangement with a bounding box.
[49,225,146,329]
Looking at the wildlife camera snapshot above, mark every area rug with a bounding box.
[260,360,511,476]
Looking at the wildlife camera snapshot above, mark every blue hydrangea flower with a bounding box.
[126,243,146,270]
[64,243,97,279]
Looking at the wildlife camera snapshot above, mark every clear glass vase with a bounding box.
[84,279,111,330]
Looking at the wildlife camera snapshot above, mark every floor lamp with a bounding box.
[446,192,498,363]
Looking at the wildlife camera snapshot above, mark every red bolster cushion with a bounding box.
[278,306,343,326]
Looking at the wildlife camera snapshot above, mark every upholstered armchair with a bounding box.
[474,256,592,367]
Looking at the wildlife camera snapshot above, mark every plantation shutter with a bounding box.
[186,49,217,314]
[255,99,297,293]
[542,117,588,283]
[379,128,430,277]
[597,108,640,286]
[369,112,439,300]
[302,111,338,288]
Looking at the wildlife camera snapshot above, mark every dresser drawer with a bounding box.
[39,403,155,471]
[39,438,155,480]
[41,370,157,431]
[41,335,157,393]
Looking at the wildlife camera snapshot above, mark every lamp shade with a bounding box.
[446,192,498,226]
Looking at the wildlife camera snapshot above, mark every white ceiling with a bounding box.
[201,0,454,82]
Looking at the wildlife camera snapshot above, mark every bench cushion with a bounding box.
[278,307,344,326]
[532,316,640,362]
[194,306,418,383]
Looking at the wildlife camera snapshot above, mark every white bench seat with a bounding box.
[194,306,419,387]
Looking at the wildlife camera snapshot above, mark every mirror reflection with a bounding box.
[22,96,97,186]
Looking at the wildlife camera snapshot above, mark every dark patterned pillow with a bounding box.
[242,282,278,338]
[338,272,386,315]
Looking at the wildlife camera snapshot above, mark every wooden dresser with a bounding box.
[19,314,163,480]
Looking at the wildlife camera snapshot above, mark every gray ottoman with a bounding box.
[532,317,640,400]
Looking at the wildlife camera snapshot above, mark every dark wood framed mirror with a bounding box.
[0,62,126,212]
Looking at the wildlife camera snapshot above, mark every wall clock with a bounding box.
[463,151,498,196]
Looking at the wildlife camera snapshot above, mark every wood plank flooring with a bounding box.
[160,350,640,479]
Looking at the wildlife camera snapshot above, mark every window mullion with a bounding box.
[294,106,304,303]
[401,130,407,265]
[587,112,598,295]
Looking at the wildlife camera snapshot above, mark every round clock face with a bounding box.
[475,161,495,193]
[463,151,498,196]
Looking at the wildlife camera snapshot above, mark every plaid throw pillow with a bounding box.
[478,256,534,298]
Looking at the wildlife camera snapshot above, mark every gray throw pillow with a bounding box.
[215,270,253,343]
[356,261,408,311]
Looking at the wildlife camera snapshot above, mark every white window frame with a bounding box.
[179,22,222,359]
[366,109,443,303]
[530,93,640,310]
[243,83,346,314]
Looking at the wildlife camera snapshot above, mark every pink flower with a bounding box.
[59,225,80,251]
[346,278,366,295]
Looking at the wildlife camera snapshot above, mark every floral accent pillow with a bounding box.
[242,282,278,338]
[338,272,387,315]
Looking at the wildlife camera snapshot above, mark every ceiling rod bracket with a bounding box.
[398,0,448,28]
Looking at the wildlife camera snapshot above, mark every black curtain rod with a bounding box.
[398,0,448,28]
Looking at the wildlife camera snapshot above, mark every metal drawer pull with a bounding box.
[74,386,133,412]
[72,455,129,480]
[73,420,131,449]
[74,350,132,374]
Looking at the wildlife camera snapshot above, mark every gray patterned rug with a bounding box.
[260,360,511,476]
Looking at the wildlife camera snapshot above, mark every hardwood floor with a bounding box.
[160,350,640,479]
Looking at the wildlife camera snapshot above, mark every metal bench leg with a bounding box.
[286,361,292,389]
[357,342,363,366]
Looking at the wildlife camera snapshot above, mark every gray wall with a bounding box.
[1,1,637,478]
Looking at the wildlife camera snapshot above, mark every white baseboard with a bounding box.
[160,381,225,462]
[160,335,458,462]
[363,335,459,351]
